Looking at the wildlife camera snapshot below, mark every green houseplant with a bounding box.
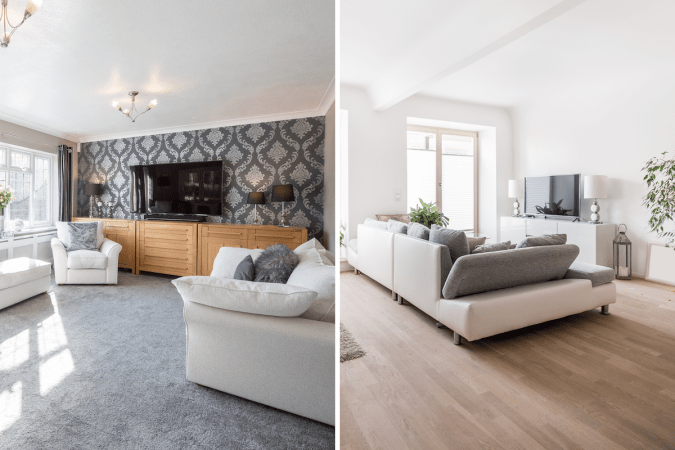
[409,198,449,228]
[643,151,675,247]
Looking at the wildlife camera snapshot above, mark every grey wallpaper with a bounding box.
[77,117,325,240]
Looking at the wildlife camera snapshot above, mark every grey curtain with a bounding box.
[57,145,73,221]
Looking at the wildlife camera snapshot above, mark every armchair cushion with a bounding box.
[55,221,98,251]
[172,276,317,317]
[67,250,108,269]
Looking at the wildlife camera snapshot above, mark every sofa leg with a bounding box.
[453,331,462,345]
[601,305,610,315]
[354,268,359,275]
[398,295,403,305]
[392,290,397,300]
[436,322,446,329]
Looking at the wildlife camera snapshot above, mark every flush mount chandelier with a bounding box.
[112,91,157,123]
[0,0,43,47]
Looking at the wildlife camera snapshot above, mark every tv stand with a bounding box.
[144,214,207,222]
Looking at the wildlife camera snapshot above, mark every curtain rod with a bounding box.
[0,132,72,149]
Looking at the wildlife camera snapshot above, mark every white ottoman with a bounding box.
[0,257,51,310]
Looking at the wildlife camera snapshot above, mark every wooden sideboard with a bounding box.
[197,224,306,275]
[72,218,307,277]
[72,217,136,272]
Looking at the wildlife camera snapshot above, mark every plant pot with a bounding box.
[0,208,4,233]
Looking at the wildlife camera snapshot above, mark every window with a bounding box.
[407,125,477,232]
[0,145,54,228]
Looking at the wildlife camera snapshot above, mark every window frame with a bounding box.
[0,143,57,229]
[407,125,479,233]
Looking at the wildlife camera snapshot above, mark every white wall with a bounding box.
[342,85,513,241]
[323,101,336,252]
[512,79,675,276]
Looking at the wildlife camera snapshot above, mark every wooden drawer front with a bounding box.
[106,232,135,270]
[138,222,197,276]
[197,224,248,275]
[104,220,134,231]
[247,228,305,250]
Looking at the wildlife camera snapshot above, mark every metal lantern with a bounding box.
[613,224,632,280]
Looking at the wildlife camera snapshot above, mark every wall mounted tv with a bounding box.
[524,174,580,218]
[129,161,223,216]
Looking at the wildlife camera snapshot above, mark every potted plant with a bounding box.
[0,184,15,233]
[409,199,449,228]
[643,152,675,247]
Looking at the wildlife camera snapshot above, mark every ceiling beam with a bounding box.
[370,0,587,111]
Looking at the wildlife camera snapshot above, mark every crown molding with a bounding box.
[316,76,335,115]
[0,109,76,143]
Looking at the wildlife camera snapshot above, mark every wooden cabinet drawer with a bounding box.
[137,221,198,276]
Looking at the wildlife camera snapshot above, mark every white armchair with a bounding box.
[51,238,123,285]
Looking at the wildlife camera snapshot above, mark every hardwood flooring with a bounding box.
[340,273,675,450]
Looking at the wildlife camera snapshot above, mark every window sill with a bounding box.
[1,226,56,241]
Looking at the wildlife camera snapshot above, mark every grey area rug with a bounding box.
[340,323,366,363]
[0,272,334,450]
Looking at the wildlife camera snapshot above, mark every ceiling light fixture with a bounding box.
[0,0,43,47]
[112,91,157,123]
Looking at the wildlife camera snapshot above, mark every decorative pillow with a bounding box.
[387,219,408,234]
[211,247,264,278]
[467,236,487,253]
[472,241,512,254]
[233,255,255,281]
[516,234,567,249]
[287,251,335,323]
[172,276,317,317]
[294,238,335,266]
[364,218,388,230]
[429,225,469,263]
[254,244,300,284]
[407,222,430,240]
[56,221,98,252]
[376,214,410,224]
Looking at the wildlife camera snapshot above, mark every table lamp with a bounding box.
[247,192,265,225]
[84,183,103,218]
[271,184,295,228]
[508,180,524,216]
[584,175,607,224]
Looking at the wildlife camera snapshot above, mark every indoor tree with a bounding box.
[643,151,675,247]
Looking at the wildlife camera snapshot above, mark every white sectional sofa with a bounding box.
[350,220,616,345]
[348,224,395,298]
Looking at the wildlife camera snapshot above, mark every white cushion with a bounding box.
[172,276,317,317]
[67,250,108,269]
[295,238,334,266]
[56,221,104,249]
[0,257,51,290]
[210,247,264,278]
[288,249,335,323]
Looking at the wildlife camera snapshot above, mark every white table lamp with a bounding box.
[508,180,524,216]
[584,175,607,224]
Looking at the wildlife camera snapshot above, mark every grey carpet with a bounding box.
[0,271,334,449]
[340,323,366,363]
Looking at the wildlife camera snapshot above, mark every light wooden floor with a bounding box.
[340,272,675,450]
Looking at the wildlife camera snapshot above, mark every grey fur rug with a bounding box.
[0,272,334,449]
[340,323,366,363]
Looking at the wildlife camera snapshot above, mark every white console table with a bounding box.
[500,217,617,268]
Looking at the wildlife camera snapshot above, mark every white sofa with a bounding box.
[348,224,395,298]
[173,245,335,425]
[51,238,122,285]
[350,221,616,345]
[0,257,51,310]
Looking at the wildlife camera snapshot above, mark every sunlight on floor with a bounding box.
[39,348,74,396]
[0,381,22,433]
[0,329,29,371]
[38,314,68,357]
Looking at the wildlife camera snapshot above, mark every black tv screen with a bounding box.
[524,174,580,218]
[130,161,223,215]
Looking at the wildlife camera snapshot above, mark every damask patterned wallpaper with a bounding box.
[77,117,325,240]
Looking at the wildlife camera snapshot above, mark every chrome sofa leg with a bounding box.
[391,290,396,300]
[601,305,610,315]
[453,331,462,345]
[398,295,403,305]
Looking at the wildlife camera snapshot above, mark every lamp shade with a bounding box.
[84,183,103,196]
[507,180,524,198]
[584,175,608,199]
[247,192,265,205]
[270,184,295,203]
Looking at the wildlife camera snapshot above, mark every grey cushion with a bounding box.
[564,262,615,287]
[407,222,430,240]
[56,222,98,252]
[516,234,567,249]
[387,219,408,234]
[254,244,300,284]
[467,236,486,253]
[403,234,453,295]
[509,243,517,249]
[429,225,469,263]
[442,244,580,299]
[472,241,511,254]
[349,238,358,253]
[233,255,255,281]
[364,218,388,230]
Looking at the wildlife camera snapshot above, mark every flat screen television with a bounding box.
[130,161,223,216]
[524,174,580,218]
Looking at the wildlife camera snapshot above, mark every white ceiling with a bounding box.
[0,0,335,142]
[342,0,675,111]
